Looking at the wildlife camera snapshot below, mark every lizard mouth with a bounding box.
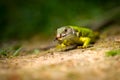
[56,33,67,40]
[56,34,75,41]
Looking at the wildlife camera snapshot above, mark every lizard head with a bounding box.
[55,26,75,41]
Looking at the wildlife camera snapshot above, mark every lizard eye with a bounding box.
[64,29,67,32]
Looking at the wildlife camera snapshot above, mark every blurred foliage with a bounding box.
[0,0,120,41]
[0,43,21,58]
[106,49,120,56]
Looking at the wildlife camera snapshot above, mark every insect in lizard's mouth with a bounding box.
[56,34,76,41]
[55,33,67,40]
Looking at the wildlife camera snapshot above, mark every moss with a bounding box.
[106,49,120,56]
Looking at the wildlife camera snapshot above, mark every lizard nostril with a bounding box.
[56,36,61,40]
[55,37,58,40]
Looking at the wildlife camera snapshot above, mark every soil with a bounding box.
[0,25,120,80]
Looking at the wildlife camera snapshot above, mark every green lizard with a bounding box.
[55,26,99,51]
[40,7,120,51]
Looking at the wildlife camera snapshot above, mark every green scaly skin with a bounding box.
[55,26,98,51]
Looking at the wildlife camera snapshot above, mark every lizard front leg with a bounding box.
[56,39,77,51]
[79,37,91,48]
[56,40,67,51]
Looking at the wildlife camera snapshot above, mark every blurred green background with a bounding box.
[0,0,120,41]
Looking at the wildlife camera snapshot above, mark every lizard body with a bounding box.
[55,26,98,51]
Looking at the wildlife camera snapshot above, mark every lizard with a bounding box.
[55,26,99,51]
[40,6,120,51]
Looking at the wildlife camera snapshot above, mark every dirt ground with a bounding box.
[0,25,120,80]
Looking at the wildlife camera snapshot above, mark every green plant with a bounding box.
[106,49,120,56]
